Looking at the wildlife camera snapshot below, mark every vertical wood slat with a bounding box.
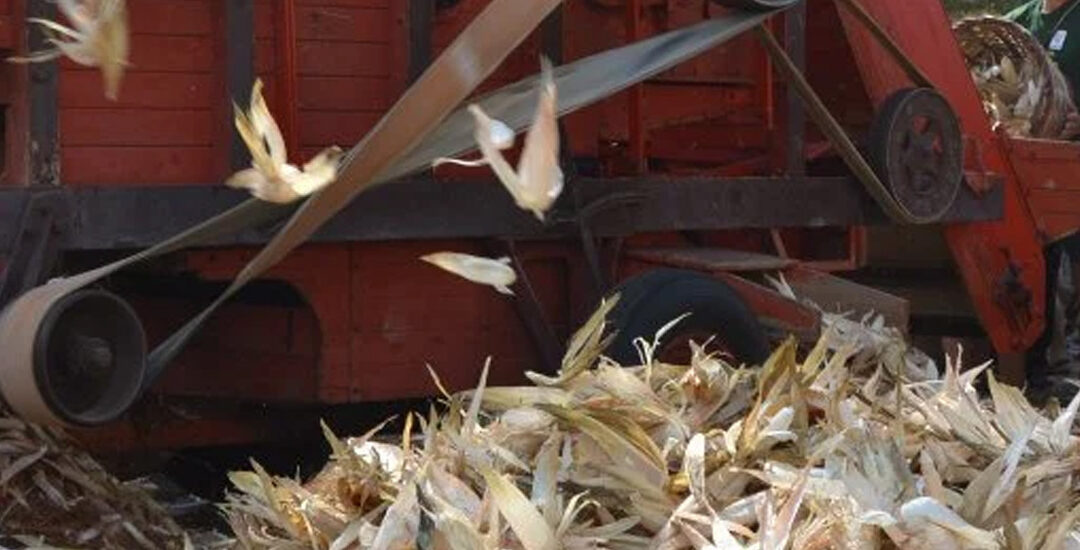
[407,0,432,84]
[27,0,57,186]
[784,2,806,177]
[227,0,255,172]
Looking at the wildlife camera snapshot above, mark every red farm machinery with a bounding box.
[0,0,1068,459]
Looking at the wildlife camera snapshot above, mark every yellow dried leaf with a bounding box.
[478,466,557,550]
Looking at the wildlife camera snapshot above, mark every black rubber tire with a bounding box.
[602,268,771,366]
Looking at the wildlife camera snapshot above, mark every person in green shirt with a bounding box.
[1006,0,1080,108]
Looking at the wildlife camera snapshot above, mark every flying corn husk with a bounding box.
[433,57,563,221]
[420,252,517,295]
[8,0,130,100]
[226,79,345,204]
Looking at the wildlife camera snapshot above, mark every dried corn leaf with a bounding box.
[421,252,517,295]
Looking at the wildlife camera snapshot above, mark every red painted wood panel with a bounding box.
[345,240,534,400]
[127,1,214,35]
[60,71,216,109]
[298,0,389,7]
[299,111,380,147]
[123,35,215,73]
[297,41,390,76]
[140,298,320,403]
[61,109,214,146]
[283,1,399,154]
[58,0,400,184]
[56,35,215,74]
[255,0,276,38]
[0,16,14,50]
[255,38,275,73]
[296,5,391,43]
[61,146,217,184]
[59,0,222,184]
[298,76,391,110]
[0,0,14,48]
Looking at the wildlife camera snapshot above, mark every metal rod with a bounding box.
[754,25,924,224]
[541,4,564,65]
[783,2,806,176]
[492,239,563,375]
[625,0,646,173]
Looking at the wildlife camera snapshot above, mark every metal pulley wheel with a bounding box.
[0,287,147,427]
[709,0,795,10]
[868,87,964,222]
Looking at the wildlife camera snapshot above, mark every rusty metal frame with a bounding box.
[0,175,1003,254]
[715,272,821,343]
[484,238,564,375]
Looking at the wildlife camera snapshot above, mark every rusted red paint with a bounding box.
[34,0,1076,452]
[838,0,1046,353]
[1003,137,1080,242]
[715,272,820,342]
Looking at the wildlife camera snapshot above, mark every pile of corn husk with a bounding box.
[954,16,1079,139]
[0,408,190,548]
[220,293,1080,550]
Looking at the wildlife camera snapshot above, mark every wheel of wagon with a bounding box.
[868,87,964,222]
[602,269,771,367]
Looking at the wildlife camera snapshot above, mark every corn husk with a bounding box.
[226,79,345,204]
[8,0,130,101]
[0,406,188,548]
[420,252,518,295]
[432,57,563,221]
[954,16,1079,140]
[220,286,1080,550]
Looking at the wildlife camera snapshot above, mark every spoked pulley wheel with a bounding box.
[868,87,964,222]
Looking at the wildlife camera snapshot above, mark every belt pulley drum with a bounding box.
[868,87,964,222]
[0,286,147,427]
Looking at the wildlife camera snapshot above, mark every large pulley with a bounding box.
[0,286,147,427]
[868,87,964,222]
